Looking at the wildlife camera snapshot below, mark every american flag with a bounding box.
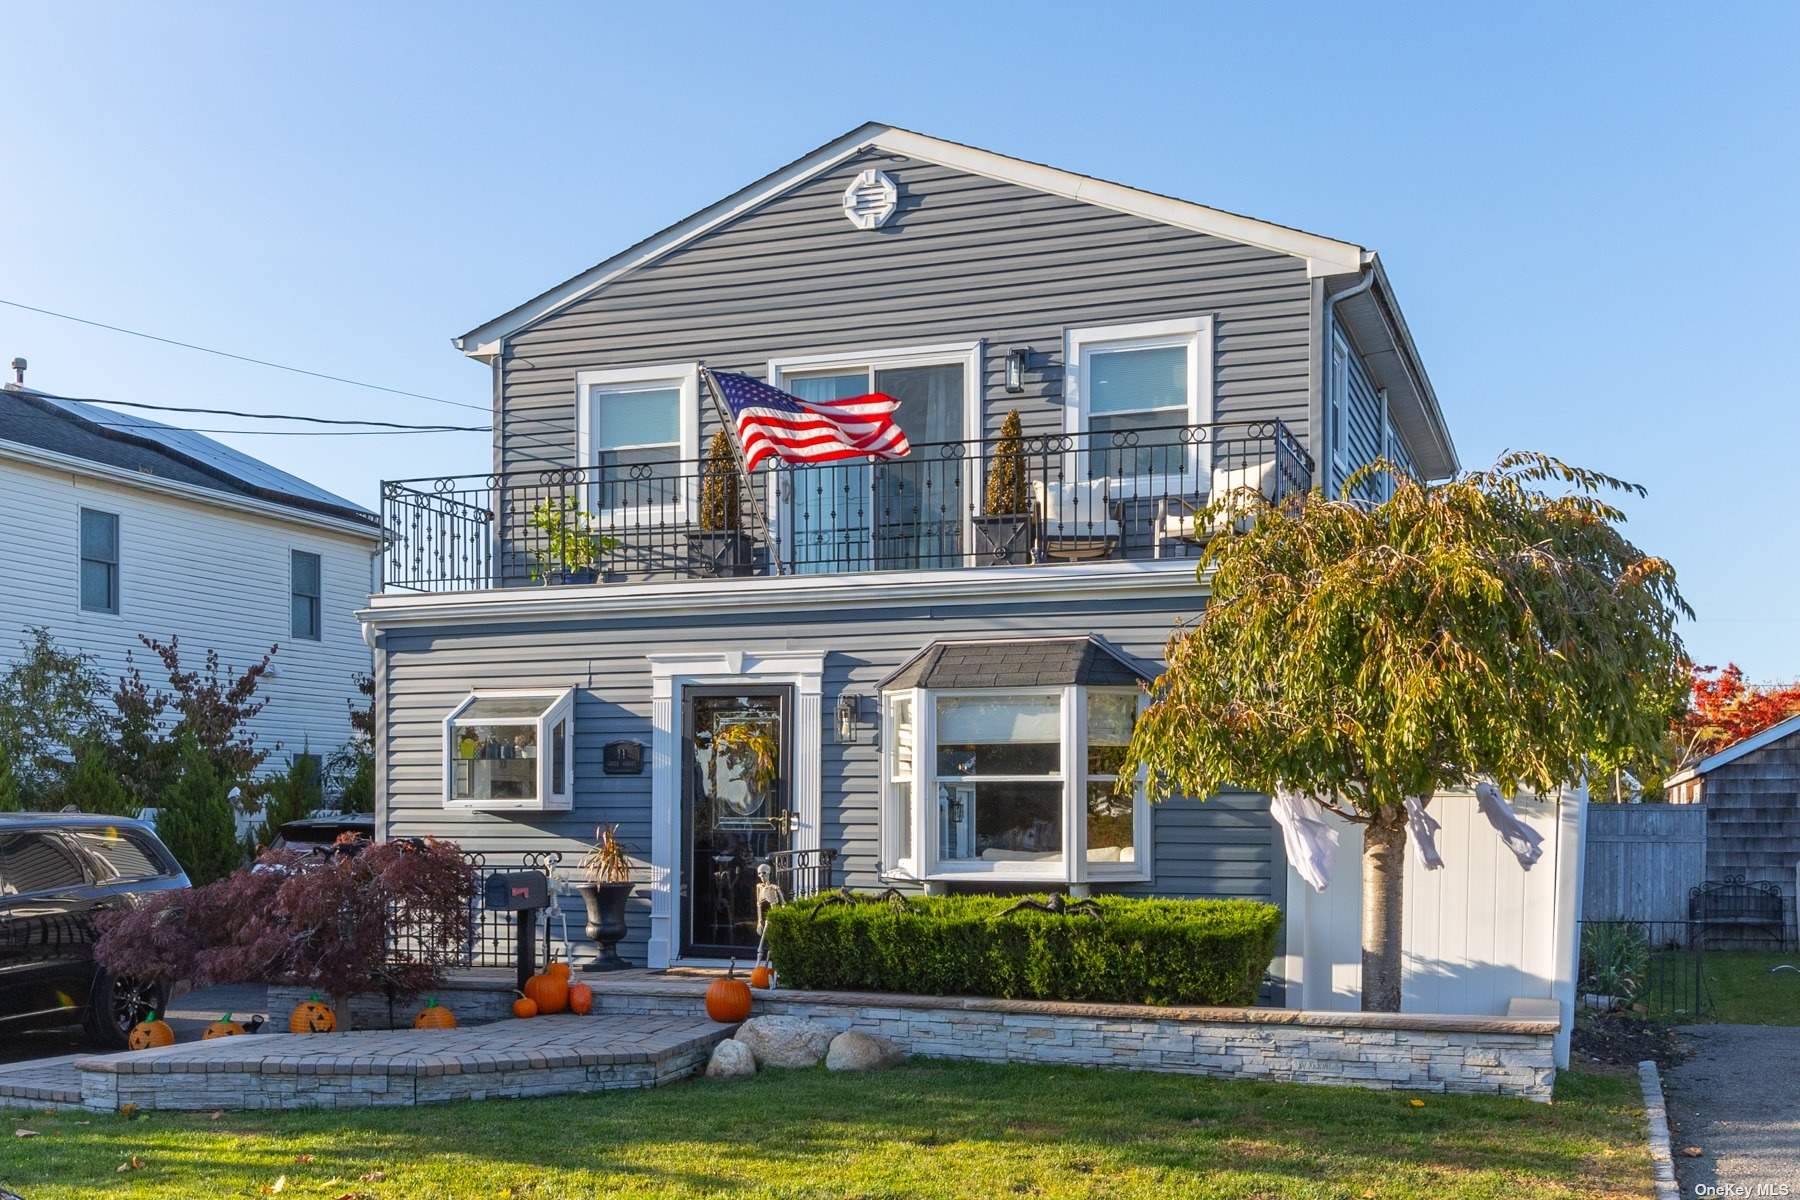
[703,368,910,472]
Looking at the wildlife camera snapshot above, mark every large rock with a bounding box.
[733,1015,833,1069]
[825,1030,906,1072]
[705,1037,756,1079]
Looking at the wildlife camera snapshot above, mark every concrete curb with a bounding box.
[1638,1059,1679,1200]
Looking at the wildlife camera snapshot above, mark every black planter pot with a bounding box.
[687,531,754,577]
[576,881,634,971]
[972,513,1034,565]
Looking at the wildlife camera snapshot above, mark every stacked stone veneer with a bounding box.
[591,982,1559,1102]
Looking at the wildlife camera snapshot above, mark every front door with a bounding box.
[681,687,791,959]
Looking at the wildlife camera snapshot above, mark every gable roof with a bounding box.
[0,386,378,530]
[455,122,1371,356]
[877,634,1155,691]
[1664,712,1800,787]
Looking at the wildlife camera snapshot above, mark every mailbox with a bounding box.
[484,870,549,912]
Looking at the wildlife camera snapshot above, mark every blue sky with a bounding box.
[2,2,1795,676]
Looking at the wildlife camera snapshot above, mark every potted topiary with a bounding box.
[973,409,1034,565]
[575,824,635,971]
[527,497,608,585]
[688,430,754,577]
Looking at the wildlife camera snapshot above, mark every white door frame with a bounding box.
[767,341,985,571]
[646,649,826,968]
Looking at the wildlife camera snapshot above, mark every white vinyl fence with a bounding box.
[1279,784,1587,1067]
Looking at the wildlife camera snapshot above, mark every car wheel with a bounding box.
[85,970,168,1050]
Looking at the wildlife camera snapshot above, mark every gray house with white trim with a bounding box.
[363,124,1459,972]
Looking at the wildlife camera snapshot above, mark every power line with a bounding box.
[89,422,485,437]
[0,297,491,414]
[41,394,489,432]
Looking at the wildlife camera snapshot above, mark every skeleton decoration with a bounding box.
[753,862,786,935]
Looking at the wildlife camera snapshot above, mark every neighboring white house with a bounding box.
[0,383,382,777]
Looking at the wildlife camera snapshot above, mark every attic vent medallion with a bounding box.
[841,168,898,230]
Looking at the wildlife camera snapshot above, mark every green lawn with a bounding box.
[2,1062,1648,1199]
[1701,950,1800,1025]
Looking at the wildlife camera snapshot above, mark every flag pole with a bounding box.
[698,365,784,576]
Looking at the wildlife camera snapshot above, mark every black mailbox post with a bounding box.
[484,870,551,993]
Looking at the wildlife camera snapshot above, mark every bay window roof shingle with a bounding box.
[878,636,1153,691]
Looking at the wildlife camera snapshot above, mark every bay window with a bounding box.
[881,683,1149,883]
[442,688,576,811]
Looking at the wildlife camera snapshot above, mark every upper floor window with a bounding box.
[575,365,699,519]
[290,550,322,640]
[1063,318,1214,494]
[78,507,120,614]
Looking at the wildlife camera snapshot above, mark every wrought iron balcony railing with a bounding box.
[379,419,1312,593]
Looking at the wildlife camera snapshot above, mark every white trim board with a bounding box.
[645,650,825,969]
[361,558,1204,633]
[454,123,1368,354]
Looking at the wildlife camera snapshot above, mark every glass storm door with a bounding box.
[681,688,791,959]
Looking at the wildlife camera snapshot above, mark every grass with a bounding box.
[1699,950,1800,1025]
[1,1062,1648,1199]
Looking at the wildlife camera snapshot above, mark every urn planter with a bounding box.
[576,881,634,971]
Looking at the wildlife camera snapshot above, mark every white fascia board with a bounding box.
[360,559,1206,633]
[872,129,1365,278]
[1673,713,1800,782]
[453,124,1369,355]
[0,439,383,544]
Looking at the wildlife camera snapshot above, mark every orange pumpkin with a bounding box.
[413,996,457,1030]
[749,962,773,990]
[524,969,568,1015]
[547,961,571,981]
[705,962,753,1023]
[289,994,337,1033]
[127,1011,176,1049]
[568,982,594,1016]
[512,992,539,1019]
[202,1012,247,1040]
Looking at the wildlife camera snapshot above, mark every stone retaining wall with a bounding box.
[592,984,1559,1102]
[272,978,1559,1102]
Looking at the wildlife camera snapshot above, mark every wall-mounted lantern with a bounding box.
[836,692,863,743]
[1005,347,1030,393]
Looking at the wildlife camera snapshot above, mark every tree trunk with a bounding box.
[331,990,353,1033]
[1360,816,1406,1012]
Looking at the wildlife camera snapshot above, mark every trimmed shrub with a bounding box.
[765,893,1281,1007]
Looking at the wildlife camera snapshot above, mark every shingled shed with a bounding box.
[1667,713,1800,889]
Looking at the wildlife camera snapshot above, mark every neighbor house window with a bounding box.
[78,507,119,614]
[576,365,699,519]
[881,684,1148,883]
[290,550,322,640]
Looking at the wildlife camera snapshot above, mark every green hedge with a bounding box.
[764,894,1281,1007]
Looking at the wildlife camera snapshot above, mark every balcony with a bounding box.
[379,420,1312,593]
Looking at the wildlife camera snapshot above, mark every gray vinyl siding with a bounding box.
[497,149,1316,472]
[1344,343,1384,500]
[377,593,1279,964]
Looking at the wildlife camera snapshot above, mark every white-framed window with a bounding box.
[442,688,576,811]
[575,364,701,523]
[1063,317,1214,496]
[78,507,120,615]
[1328,329,1352,493]
[880,684,1150,884]
[289,549,321,640]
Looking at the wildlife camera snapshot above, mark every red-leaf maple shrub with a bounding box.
[1678,663,1800,763]
[96,839,477,1026]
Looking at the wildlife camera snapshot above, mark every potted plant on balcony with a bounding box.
[688,430,754,577]
[575,824,634,971]
[527,497,609,585]
[973,409,1034,565]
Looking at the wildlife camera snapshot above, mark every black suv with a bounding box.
[0,813,190,1048]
